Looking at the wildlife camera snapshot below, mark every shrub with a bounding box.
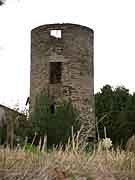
[31,92,81,149]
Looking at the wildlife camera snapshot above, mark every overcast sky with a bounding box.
[0,0,135,109]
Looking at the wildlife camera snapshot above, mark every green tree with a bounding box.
[113,86,130,111]
[95,84,135,148]
[95,84,114,117]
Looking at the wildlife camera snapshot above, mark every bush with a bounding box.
[31,92,81,149]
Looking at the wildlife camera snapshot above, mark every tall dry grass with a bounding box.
[0,135,135,180]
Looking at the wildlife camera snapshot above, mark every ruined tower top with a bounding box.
[31,23,93,33]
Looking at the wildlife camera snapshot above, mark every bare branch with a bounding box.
[0,0,5,6]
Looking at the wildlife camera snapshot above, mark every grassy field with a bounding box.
[0,140,135,180]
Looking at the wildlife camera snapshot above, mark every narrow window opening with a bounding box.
[50,30,62,38]
[50,104,55,114]
[50,62,62,84]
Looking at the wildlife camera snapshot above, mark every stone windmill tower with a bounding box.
[30,23,95,139]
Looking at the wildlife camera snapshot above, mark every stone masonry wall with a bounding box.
[0,104,26,146]
[30,23,95,139]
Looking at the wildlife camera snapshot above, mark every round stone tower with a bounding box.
[30,23,95,139]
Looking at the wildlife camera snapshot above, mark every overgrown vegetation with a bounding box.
[29,92,81,149]
[0,138,135,180]
[95,84,135,148]
[1,84,135,150]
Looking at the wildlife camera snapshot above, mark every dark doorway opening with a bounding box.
[49,62,62,84]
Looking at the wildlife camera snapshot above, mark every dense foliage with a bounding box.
[95,84,135,147]
[31,93,81,149]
